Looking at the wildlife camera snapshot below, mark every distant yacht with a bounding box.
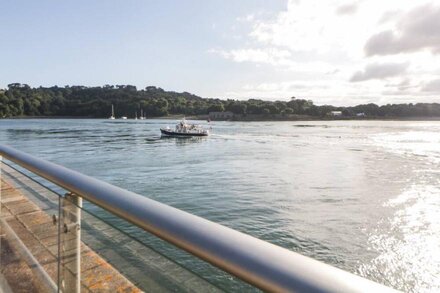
[120,116,127,120]
[109,104,115,120]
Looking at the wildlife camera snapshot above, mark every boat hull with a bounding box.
[160,129,208,137]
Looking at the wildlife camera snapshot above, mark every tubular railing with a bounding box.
[0,144,397,292]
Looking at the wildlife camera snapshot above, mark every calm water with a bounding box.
[1,119,439,292]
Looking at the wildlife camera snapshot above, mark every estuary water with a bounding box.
[0,119,439,292]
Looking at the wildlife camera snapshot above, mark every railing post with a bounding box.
[58,192,82,293]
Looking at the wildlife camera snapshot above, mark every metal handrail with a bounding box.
[0,145,397,292]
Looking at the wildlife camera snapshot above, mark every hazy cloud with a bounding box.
[208,48,337,73]
[350,62,409,82]
[421,79,440,92]
[208,48,291,65]
[384,78,420,94]
[209,0,439,103]
[243,81,329,92]
[336,3,358,15]
[237,14,255,22]
[378,10,401,24]
[365,4,440,56]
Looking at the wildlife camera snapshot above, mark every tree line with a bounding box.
[1,83,439,118]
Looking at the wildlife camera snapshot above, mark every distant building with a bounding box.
[209,111,234,120]
[356,112,366,117]
[330,111,342,116]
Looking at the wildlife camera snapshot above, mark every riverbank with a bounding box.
[197,114,440,121]
[3,114,440,121]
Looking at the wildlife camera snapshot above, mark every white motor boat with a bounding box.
[160,119,209,137]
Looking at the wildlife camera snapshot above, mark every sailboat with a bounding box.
[140,109,145,120]
[134,111,138,120]
[109,104,115,120]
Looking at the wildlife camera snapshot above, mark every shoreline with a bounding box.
[3,115,440,121]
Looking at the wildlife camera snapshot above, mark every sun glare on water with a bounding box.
[360,127,440,292]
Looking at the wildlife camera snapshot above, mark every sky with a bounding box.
[1,0,439,106]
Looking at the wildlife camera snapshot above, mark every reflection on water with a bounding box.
[359,185,440,292]
[0,119,439,291]
[361,125,440,292]
[160,135,207,145]
[373,130,440,163]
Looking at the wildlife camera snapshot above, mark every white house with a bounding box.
[330,111,342,116]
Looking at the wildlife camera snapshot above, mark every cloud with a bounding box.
[243,81,329,92]
[350,62,409,82]
[209,48,337,73]
[421,79,440,92]
[208,48,291,65]
[378,10,401,24]
[390,78,414,91]
[209,0,439,104]
[336,3,359,15]
[237,14,255,22]
[365,4,440,56]
[247,0,363,53]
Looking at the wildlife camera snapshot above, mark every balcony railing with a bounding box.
[0,144,397,292]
